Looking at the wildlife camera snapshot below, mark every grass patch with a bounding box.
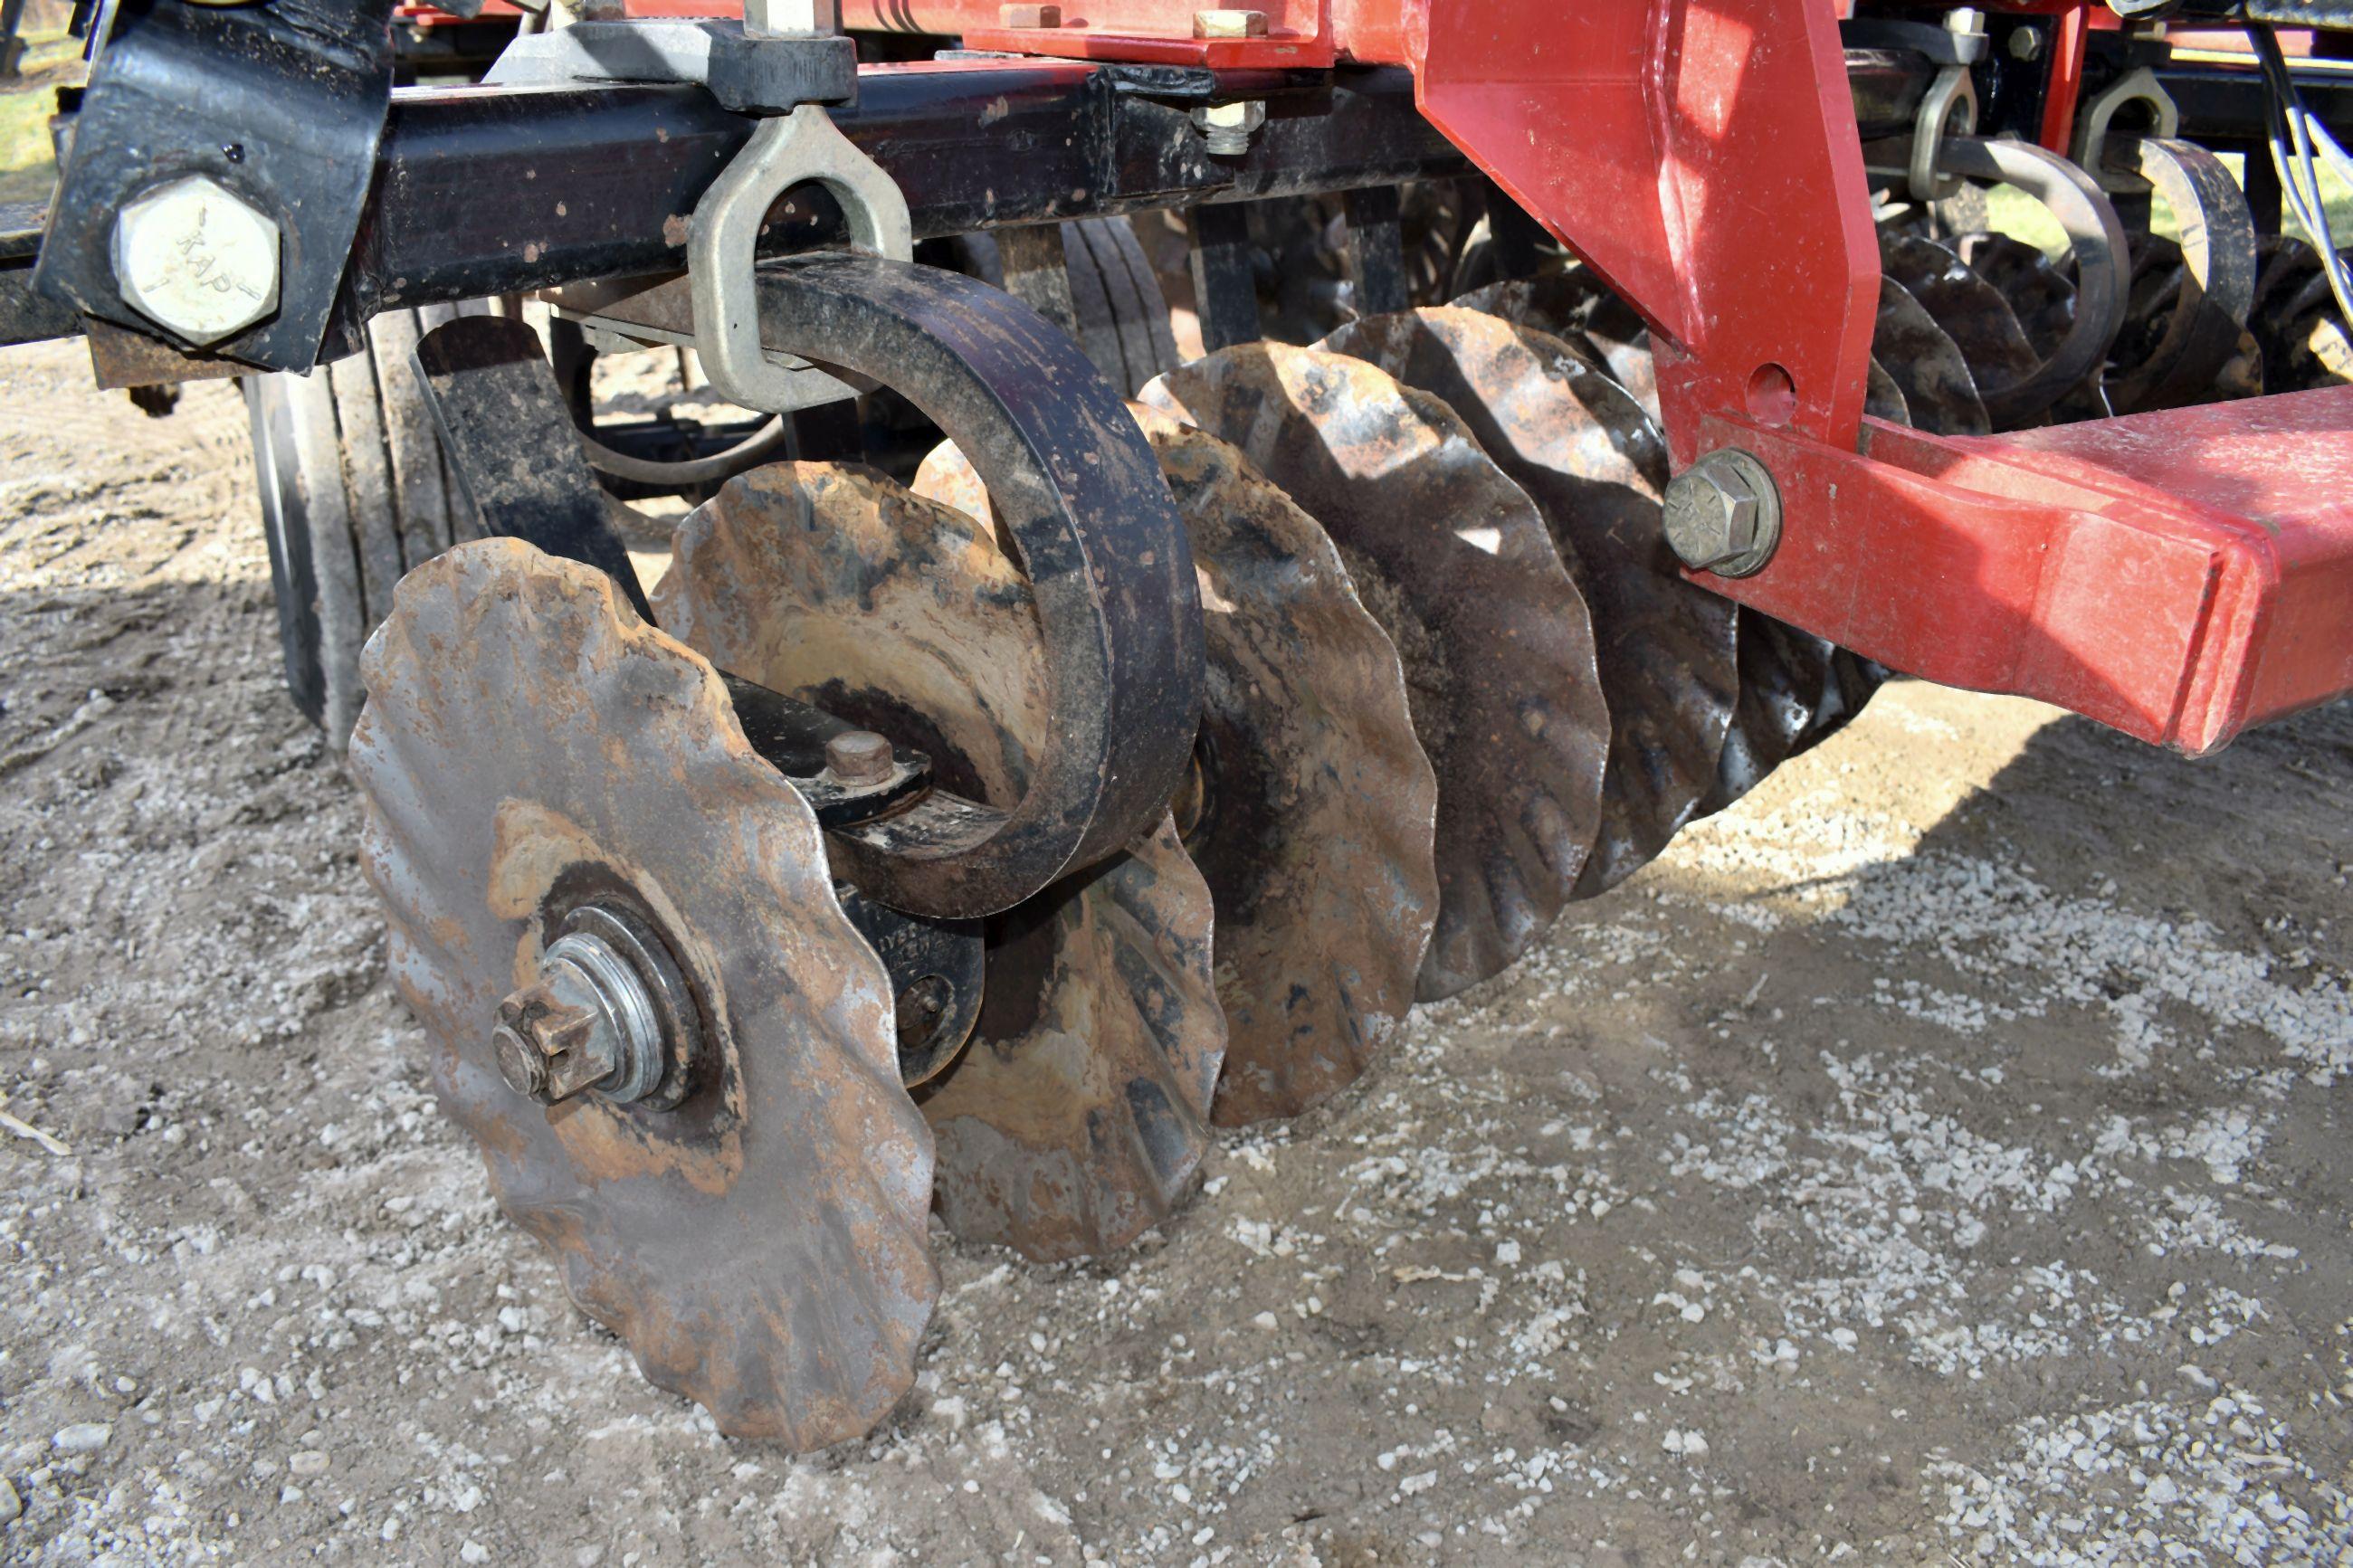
[1984,149,2353,259]
[0,27,84,207]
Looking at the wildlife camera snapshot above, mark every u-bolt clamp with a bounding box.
[1910,62,1980,204]
[688,104,914,413]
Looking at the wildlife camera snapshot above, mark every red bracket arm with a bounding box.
[1405,0,1881,461]
[1691,389,2353,755]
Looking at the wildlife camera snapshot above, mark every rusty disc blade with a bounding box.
[1873,274,1990,437]
[1789,649,1892,759]
[1697,613,1840,815]
[349,538,935,1449]
[1955,231,2078,358]
[917,417,1443,1126]
[656,461,1225,1260]
[1699,350,1916,814]
[1460,278,1906,809]
[1317,307,1736,898]
[1145,343,1608,1001]
[1864,355,1911,423]
[1881,233,2043,426]
[1451,271,1662,418]
[910,437,1005,550]
[1445,284,1870,816]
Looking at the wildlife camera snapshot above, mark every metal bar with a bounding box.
[1691,389,2353,756]
[2148,61,2353,144]
[1341,184,1410,318]
[410,315,655,622]
[2241,139,2284,233]
[0,0,26,83]
[1187,199,1262,352]
[994,223,1078,334]
[355,62,1461,316]
[1484,184,1548,281]
[2038,4,2091,154]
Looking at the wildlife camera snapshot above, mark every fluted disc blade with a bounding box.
[350,538,934,1448]
[917,421,1441,1126]
[1145,343,1609,1001]
[655,462,1224,1261]
[1955,232,2078,358]
[1698,347,1925,814]
[1788,648,1893,759]
[1873,274,1991,437]
[1864,356,1911,423]
[1881,233,2042,425]
[1318,307,1737,897]
[1446,285,1863,814]
[1451,272,1662,419]
[1698,613,1841,814]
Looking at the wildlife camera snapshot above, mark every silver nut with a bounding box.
[1192,99,1267,157]
[743,0,840,35]
[1662,449,1782,578]
[110,176,281,347]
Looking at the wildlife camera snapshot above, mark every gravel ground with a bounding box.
[1,336,2349,1566]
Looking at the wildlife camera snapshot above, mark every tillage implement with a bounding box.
[14,0,2351,1442]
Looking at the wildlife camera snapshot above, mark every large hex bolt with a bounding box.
[490,928,669,1106]
[110,176,281,347]
[824,728,896,784]
[1662,448,1784,578]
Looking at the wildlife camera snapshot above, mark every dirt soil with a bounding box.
[1,336,2349,1566]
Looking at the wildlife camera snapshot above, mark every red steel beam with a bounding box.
[820,0,2353,750]
[1692,388,2353,755]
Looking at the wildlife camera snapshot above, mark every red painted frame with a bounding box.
[599,0,2353,752]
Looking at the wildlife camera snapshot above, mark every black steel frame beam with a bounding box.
[2142,62,2353,147]
[356,62,1463,317]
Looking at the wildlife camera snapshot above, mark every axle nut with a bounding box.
[1662,448,1782,578]
[110,176,281,347]
[490,927,671,1106]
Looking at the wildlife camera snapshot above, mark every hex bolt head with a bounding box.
[825,728,896,784]
[1662,448,1783,578]
[2007,26,2043,60]
[1193,8,1269,36]
[999,2,1061,24]
[110,176,281,347]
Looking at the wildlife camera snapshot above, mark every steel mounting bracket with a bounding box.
[686,104,914,413]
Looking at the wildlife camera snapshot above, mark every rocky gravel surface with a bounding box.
[1,337,2349,1565]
